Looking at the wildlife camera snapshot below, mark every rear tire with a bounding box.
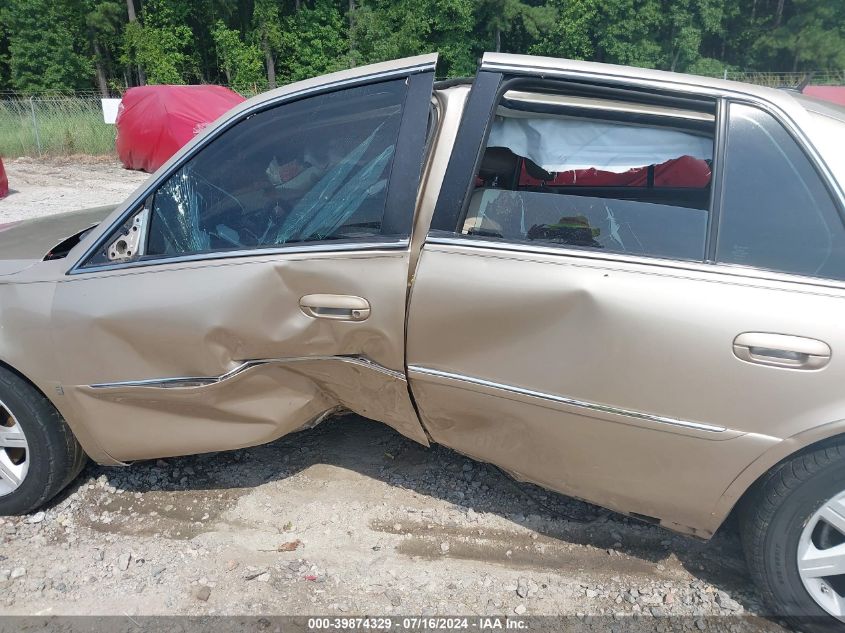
[0,367,86,515]
[741,439,845,633]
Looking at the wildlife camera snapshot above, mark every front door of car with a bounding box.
[406,54,845,536]
[48,56,436,462]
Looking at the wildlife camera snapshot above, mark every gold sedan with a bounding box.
[1,53,845,630]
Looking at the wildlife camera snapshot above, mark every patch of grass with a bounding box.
[0,97,116,157]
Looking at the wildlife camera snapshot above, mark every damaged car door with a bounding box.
[406,53,845,538]
[47,56,436,463]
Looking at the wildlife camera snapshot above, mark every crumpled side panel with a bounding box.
[72,365,330,461]
[49,250,428,461]
[71,358,425,462]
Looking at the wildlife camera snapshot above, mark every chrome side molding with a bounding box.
[90,355,406,389]
[407,365,726,433]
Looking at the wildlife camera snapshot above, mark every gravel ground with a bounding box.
[0,156,147,222]
[0,416,789,630]
[0,158,792,630]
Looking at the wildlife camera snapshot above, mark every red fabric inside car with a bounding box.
[518,155,711,188]
[116,85,246,173]
[0,157,8,199]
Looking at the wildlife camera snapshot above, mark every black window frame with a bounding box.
[71,69,435,274]
[429,72,722,264]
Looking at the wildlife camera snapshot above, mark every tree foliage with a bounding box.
[212,20,266,92]
[278,0,347,83]
[123,0,195,84]
[0,0,842,94]
[1,0,92,92]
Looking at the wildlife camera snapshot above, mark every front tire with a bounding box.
[0,367,86,515]
[741,440,845,633]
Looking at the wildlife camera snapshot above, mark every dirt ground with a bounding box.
[0,158,792,631]
[0,156,147,223]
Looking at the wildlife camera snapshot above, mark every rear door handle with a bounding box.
[733,332,831,370]
[299,294,370,321]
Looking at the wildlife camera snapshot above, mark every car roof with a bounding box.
[480,53,805,111]
[793,92,845,122]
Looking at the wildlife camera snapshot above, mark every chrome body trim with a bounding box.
[407,365,727,433]
[90,355,406,389]
[424,235,845,292]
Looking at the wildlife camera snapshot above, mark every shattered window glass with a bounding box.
[144,80,407,258]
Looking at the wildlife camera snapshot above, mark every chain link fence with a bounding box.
[1,70,843,158]
[0,95,117,157]
[700,70,845,87]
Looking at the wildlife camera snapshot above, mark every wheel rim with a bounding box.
[798,490,845,620]
[0,398,29,496]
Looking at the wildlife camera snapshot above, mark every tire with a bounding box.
[741,439,845,633]
[0,367,86,515]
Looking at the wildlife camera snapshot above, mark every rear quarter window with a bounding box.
[716,103,845,281]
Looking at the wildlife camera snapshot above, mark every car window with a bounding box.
[84,80,408,266]
[717,103,845,281]
[459,94,715,261]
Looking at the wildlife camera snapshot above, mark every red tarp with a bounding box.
[519,155,711,189]
[116,85,245,173]
[803,85,845,108]
[0,158,8,199]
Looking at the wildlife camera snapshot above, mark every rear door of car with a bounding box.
[405,54,845,536]
[48,56,436,462]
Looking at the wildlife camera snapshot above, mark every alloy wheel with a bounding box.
[798,490,845,620]
[0,399,29,496]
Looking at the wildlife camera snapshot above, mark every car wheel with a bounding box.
[741,439,845,633]
[0,367,86,515]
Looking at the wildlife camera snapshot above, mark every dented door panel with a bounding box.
[406,372,774,537]
[406,243,845,535]
[40,57,439,462]
[50,250,428,461]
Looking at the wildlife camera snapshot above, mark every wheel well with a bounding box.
[726,432,845,531]
[0,359,46,399]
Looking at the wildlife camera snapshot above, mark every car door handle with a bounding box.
[733,332,831,370]
[299,294,371,321]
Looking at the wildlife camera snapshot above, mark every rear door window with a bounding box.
[716,103,845,281]
[460,91,715,261]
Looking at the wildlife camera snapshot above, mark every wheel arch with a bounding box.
[0,357,118,465]
[710,420,845,534]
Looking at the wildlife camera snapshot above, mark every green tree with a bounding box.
[1,0,92,92]
[662,0,724,71]
[350,0,476,76]
[122,0,195,84]
[2,0,845,94]
[476,0,552,53]
[753,0,845,71]
[212,20,267,93]
[86,0,125,96]
[532,0,663,67]
[253,0,284,88]
[277,0,347,84]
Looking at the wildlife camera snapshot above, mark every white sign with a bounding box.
[101,98,121,125]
